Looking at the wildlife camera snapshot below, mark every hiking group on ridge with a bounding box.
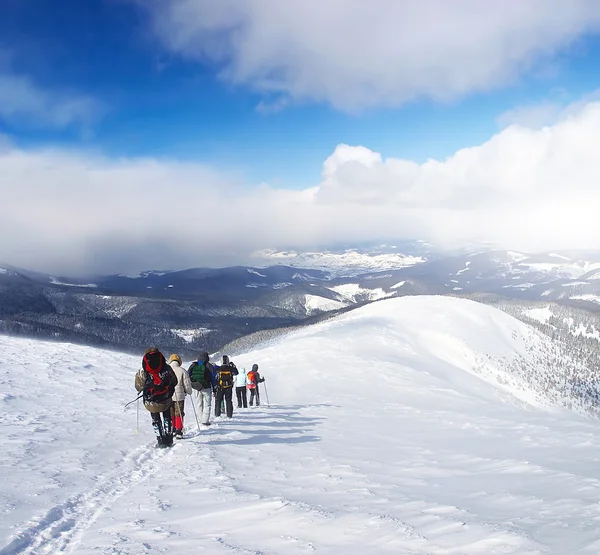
[135,347,266,447]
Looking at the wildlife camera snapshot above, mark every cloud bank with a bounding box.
[3,100,600,274]
[141,0,600,110]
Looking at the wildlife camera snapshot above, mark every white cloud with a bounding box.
[0,72,104,128]
[3,99,600,274]
[497,89,600,129]
[140,0,600,110]
[497,101,565,129]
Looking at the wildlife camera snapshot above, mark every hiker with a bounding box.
[215,355,238,418]
[168,353,193,438]
[135,347,178,447]
[247,363,265,407]
[188,351,215,426]
[235,365,248,408]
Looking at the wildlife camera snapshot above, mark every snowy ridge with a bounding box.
[2,296,600,554]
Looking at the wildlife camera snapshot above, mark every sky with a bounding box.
[3,1,600,274]
[3,295,600,554]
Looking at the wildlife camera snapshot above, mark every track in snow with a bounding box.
[0,444,175,555]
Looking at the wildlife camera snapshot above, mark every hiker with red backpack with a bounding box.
[187,351,215,426]
[246,363,265,407]
[168,353,192,438]
[215,355,238,418]
[135,347,178,448]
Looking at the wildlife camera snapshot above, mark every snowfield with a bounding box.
[2,295,600,554]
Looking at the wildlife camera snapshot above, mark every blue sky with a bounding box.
[3,0,600,273]
[3,0,600,186]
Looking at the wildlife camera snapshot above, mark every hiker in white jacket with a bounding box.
[235,366,248,408]
[168,354,193,438]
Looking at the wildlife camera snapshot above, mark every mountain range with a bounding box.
[3,246,600,356]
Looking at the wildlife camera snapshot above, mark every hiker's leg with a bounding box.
[215,389,223,417]
[201,389,212,424]
[225,388,234,418]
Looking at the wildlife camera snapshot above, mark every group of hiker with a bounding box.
[134,347,265,447]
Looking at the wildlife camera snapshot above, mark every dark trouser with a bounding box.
[215,388,234,417]
[235,386,248,408]
[151,406,173,445]
[249,387,260,406]
[171,400,185,432]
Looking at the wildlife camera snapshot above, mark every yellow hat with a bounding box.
[169,353,182,364]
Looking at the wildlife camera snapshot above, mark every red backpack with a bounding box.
[142,352,176,402]
[246,370,257,389]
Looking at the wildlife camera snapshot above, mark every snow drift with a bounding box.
[2,295,600,554]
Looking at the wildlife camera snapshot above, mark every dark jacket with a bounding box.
[214,363,239,389]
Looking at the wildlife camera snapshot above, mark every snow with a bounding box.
[116,271,171,279]
[247,269,267,278]
[304,294,347,314]
[548,253,572,260]
[523,306,554,324]
[330,283,393,303]
[506,250,528,261]
[560,317,600,341]
[502,282,536,289]
[3,296,600,553]
[562,281,589,287]
[256,249,425,277]
[49,278,98,288]
[171,328,210,342]
[391,280,406,289]
[0,268,8,274]
[273,282,292,289]
[518,261,600,279]
[571,294,600,304]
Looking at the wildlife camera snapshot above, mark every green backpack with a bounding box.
[190,362,212,389]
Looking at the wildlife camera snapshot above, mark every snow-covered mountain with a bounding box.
[3,296,600,554]
[6,248,600,356]
[376,249,600,304]
[253,244,428,277]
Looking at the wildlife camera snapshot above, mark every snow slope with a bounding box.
[2,296,600,554]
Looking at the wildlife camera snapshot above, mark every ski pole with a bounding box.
[190,391,201,432]
[136,396,140,434]
[125,393,143,408]
[263,379,270,407]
